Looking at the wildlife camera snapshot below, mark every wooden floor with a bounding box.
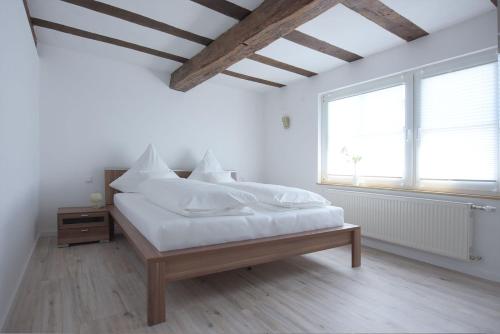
[3,236,500,333]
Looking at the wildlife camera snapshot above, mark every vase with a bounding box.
[352,164,360,186]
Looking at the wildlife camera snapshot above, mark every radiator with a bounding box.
[326,189,473,260]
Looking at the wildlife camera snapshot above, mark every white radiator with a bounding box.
[326,189,473,260]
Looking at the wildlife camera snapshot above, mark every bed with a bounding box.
[104,169,361,326]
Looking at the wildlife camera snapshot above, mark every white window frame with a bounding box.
[320,74,411,188]
[319,49,499,197]
[414,51,499,194]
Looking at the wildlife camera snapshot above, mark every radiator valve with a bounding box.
[471,205,496,212]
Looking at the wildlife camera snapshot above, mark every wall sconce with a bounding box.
[281,116,290,129]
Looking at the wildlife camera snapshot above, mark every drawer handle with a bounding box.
[81,229,89,232]
[80,214,89,217]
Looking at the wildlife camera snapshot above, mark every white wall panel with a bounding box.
[37,45,265,234]
[0,1,40,327]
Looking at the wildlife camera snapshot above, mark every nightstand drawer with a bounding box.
[58,225,109,245]
[58,212,108,229]
[57,207,110,247]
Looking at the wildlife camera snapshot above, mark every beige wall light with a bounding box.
[281,115,290,129]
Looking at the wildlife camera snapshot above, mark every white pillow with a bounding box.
[189,149,223,174]
[189,149,235,183]
[139,178,256,217]
[110,144,178,192]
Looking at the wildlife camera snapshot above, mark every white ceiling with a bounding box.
[257,38,347,74]
[380,0,494,33]
[28,0,495,92]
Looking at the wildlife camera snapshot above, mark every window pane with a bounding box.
[418,62,498,182]
[327,85,406,179]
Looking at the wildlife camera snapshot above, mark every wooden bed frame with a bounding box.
[104,169,361,326]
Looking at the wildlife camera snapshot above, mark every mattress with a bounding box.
[114,193,344,252]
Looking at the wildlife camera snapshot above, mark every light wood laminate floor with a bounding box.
[3,236,500,333]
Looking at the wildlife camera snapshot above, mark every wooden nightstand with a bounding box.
[57,207,110,247]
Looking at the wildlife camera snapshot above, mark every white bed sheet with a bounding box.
[114,193,344,252]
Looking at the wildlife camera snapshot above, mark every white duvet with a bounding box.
[138,178,257,217]
[221,182,331,209]
[115,193,344,251]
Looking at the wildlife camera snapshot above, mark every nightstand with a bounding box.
[57,207,110,247]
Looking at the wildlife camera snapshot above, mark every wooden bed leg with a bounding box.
[147,261,166,326]
[351,228,361,268]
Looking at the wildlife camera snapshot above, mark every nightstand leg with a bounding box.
[109,216,115,240]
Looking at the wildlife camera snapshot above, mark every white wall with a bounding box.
[37,44,265,234]
[0,1,40,327]
[263,11,500,282]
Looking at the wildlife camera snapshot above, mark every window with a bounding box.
[320,51,499,196]
[416,61,498,193]
[325,81,407,186]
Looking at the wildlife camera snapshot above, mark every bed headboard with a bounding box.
[104,169,237,205]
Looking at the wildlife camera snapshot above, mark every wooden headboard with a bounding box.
[104,169,237,205]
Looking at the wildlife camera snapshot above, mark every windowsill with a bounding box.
[317,182,500,200]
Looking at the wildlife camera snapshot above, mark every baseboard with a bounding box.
[362,237,500,283]
[38,230,56,237]
[0,233,40,330]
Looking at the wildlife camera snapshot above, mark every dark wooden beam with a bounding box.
[31,18,285,88]
[341,0,428,42]
[222,70,285,88]
[191,0,251,21]
[284,30,361,62]
[61,0,314,77]
[192,0,362,62]
[31,18,188,63]
[171,0,338,91]
[61,0,213,45]
[247,54,316,77]
[198,0,428,53]
[23,0,37,46]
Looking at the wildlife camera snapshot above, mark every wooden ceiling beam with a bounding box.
[284,30,361,62]
[247,54,316,77]
[23,0,37,46]
[191,0,250,21]
[31,18,188,63]
[192,0,362,62]
[61,0,213,45]
[170,0,339,92]
[222,70,285,88]
[61,0,315,77]
[341,0,428,42]
[30,18,286,88]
